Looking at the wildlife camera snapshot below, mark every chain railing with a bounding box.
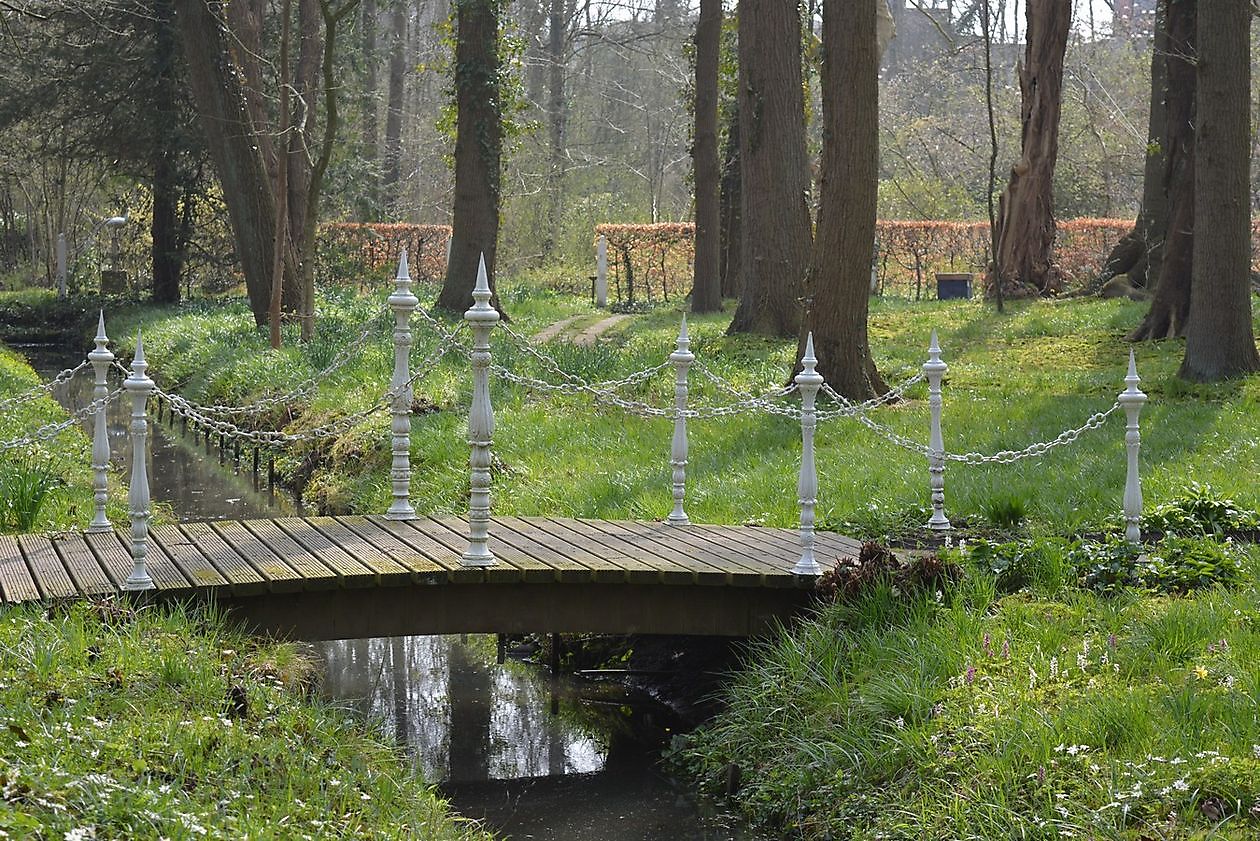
[0,387,120,454]
[0,361,89,413]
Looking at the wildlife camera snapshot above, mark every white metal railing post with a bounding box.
[1118,350,1146,544]
[924,328,951,531]
[793,333,824,576]
[667,316,693,525]
[386,248,419,520]
[123,332,155,591]
[596,234,608,307]
[463,254,499,567]
[86,311,114,533]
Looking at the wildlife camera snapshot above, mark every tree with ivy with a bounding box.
[438,0,507,312]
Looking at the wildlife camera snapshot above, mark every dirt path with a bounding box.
[531,313,632,345]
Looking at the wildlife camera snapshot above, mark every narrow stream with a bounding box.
[27,343,758,841]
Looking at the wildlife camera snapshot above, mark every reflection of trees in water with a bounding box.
[320,635,608,782]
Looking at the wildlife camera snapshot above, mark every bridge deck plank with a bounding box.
[50,534,115,596]
[683,524,817,574]
[269,519,375,587]
[210,521,308,593]
[493,516,633,584]
[539,518,694,585]
[367,517,484,584]
[83,531,191,593]
[19,534,81,599]
[303,517,411,586]
[0,535,40,603]
[580,520,786,586]
[697,523,860,567]
[151,525,229,593]
[178,523,268,596]
[576,519,740,585]
[421,516,556,584]
[332,517,450,583]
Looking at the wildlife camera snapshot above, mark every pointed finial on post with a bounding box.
[463,252,500,567]
[86,310,115,533]
[123,330,154,591]
[924,327,950,532]
[793,332,825,576]
[667,314,694,525]
[386,248,420,520]
[1118,348,1147,544]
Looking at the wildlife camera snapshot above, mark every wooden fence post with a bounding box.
[463,254,499,567]
[793,333,823,576]
[1118,350,1146,544]
[87,311,114,533]
[123,333,154,591]
[925,329,951,531]
[386,248,418,520]
[667,316,693,525]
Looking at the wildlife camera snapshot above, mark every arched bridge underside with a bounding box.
[0,516,859,639]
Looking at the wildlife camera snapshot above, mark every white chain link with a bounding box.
[850,401,1120,463]
[497,321,674,391]
[0,387,121,454]
[0,361,90,412]
[817,372,926,420]
[148,330,466,447]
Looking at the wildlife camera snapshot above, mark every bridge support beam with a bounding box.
[463,254,499,566]
[386,249,419,520]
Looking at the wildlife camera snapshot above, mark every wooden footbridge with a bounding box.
[0,515,857,639]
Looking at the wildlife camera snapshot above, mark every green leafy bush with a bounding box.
[1142,482,1260,538]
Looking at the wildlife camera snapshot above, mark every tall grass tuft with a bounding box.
[0,453,64,532]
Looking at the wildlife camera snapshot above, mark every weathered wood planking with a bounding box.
[0,516,837,612]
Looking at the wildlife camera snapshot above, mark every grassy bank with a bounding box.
[0,600,491,840]
[677,496,1260,838]
[100,283,1260,540]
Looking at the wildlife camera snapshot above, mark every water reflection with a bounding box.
[320,636,605,783]
[25,346,301,522]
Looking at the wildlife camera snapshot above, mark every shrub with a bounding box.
[1142,482,1260,538]
[0,453,64,533]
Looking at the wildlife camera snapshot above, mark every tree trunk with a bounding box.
[1180,0,1259,380]
[1130,0,1195,341]
[690,0,722,313]
[437,0,503,312]
[150,0,182,304]
[719,102,742,299]
[382,0,407,212]
[799,0,886,397]
[541,0,567,260]
[1099,0,1169,291]
[727,0,811,337]
[359,0,380,217]
[174,0,276,324]
[289,0,324,339]
[988,0,1071,296]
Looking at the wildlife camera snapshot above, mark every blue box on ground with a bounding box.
[936,273,972,300]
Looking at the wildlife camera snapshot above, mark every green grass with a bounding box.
[678,545,1260,839]
[0,345,122,534]
[0,600,491,840]
[98,285,1260,541]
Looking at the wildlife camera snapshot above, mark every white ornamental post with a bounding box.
[595,234,608,307]
[386,248,418,520]
[124,333,155,591]
[1118,350,1147,544]
[924,329,951,531]
[87,311,114,533]
[793,334,824,576]
[667,316,693,525]
[463,254,499,567]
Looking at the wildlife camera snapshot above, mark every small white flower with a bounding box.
[1172,778,1189,792]
[64,829,95,841]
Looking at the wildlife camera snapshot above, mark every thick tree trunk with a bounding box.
[174,0,276,324]
[727,0,811,337]
[799,0,886,398]
[988,0,1071,296]
[690,0,722,313]
[382,1,407,211]
[719,103,742,299]
[437,0,503,312]
[1180,0,1259,380]
[150,0,181,304]
[289,0,324,338]
[1130,0,1195,341]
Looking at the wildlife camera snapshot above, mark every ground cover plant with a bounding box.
[0,600,491,840]
[678,534,1260,839]
[91,283,1260,543]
